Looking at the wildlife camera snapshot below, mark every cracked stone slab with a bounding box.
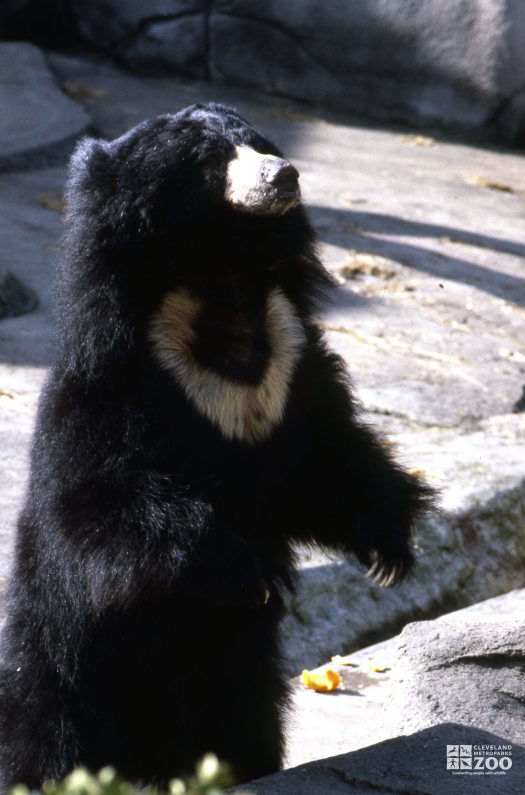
[74,0,203,38]
[209,12,343,107]
[390,619,525,744]
[0,43,91,171]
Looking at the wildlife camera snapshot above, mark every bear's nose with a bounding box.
[261,159,300,189]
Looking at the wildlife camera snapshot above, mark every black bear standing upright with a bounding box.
[0,104,433,789]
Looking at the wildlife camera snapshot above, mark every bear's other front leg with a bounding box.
[278,339,435,584]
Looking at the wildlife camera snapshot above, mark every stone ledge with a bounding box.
[286,589,525,770]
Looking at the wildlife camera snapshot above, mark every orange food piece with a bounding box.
[300,668,342,692]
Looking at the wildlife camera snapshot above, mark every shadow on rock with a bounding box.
[235,723,524,794]
[0,270,38,320]
[308,204,525,307]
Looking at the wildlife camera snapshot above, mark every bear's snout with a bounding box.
[260,159,299,190]
[226,146,301,215]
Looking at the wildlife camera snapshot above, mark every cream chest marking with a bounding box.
[150,287,305,443]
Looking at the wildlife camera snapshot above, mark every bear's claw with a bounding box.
[365,550,412,587]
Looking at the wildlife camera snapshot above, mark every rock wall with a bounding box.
[2,1,525,143]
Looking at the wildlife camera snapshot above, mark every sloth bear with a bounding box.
[0,103,432,789]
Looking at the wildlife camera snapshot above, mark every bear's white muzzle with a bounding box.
[225,146,300,215]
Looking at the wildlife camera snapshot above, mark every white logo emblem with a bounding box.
[446,743,513,775]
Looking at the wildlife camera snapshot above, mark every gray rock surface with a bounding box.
[391,620,525,744]
[233,724,525,794]
[73,1,207,76]
[0,165,65,590]
[0,43,90,171]
[123,15,207,77]
[286,588,525,771]
[61,1,525,142]
[75,0,202,37]
[211,0,525,137]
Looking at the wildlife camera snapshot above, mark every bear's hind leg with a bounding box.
[195,660,288,784]
[0,661,78,791]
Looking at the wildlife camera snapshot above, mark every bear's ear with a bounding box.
[67,136,114,200]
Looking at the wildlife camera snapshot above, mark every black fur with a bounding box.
[0,104,433,789]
